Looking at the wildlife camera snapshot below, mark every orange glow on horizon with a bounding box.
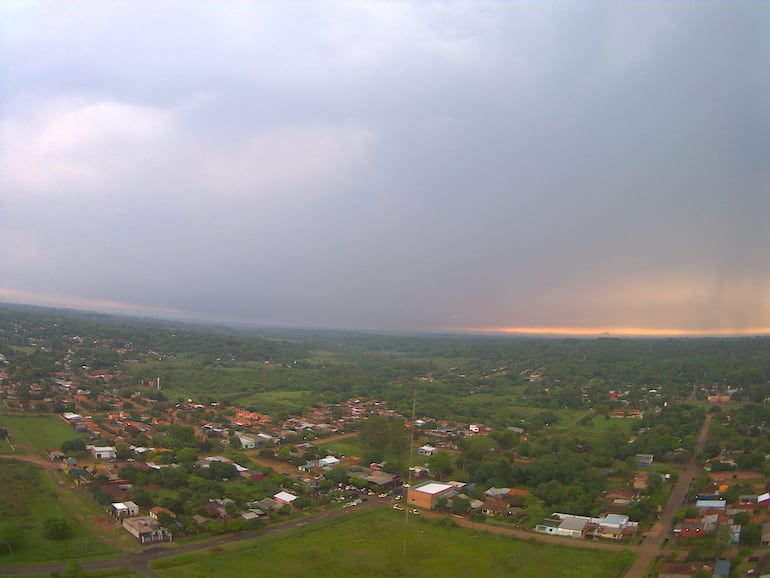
[457,326,770,337]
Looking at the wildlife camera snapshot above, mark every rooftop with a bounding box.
[413,482,453,495]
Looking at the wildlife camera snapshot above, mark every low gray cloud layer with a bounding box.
[1,1,768,334]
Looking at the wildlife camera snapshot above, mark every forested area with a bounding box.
[2,303,770,422]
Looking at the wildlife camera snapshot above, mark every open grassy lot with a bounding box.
[321,436,366,457]
[152,508,635,578]
[0,460,115,563]
[2,414,82,455]
[123,358,321,415]
[0,435,14,454]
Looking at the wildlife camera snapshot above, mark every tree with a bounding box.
[158,466,188,488]
[176,447,199,464]
[294,495,312,510]
[451,497,471,515]
[458,436,498,470]
[132,490,153,508]
[359,415,409,461]
[326,466,349,485]
[427,452,453,480]
[203,460,237,481]
[43,517,74,541]
[277,446,291,461]
[734,511,751,526]
[523,496,545,527]
[741,523,761,547]
[61,562,86,578]
[60,438,86,454]
[155,512,176,529]
[646,472,663,494]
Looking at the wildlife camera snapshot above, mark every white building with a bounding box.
[418,444,437,457]
[318,456,340,468]
[558,516,589,538]
[274,491,298,505]
[112,501,139,518]
[90,446,117,460]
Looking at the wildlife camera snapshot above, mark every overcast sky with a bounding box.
[1,1,768,335]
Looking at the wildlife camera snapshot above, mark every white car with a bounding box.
[392,504,404,511]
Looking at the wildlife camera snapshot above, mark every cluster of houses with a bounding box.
[32,378,502,458]
[535,513,638,541]
[400,480,639,543]
[110,501,173,544]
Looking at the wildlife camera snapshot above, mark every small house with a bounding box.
[237,434,256,449]
[635,454,654,467]
[90,446,117,460]
[112,501,139,518]
[149,506,176,520]
[318,456,340,468]
[273,491,298,505]
[122,516,172,544]
[535,518,561,535]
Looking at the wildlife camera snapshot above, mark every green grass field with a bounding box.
[152,508,635,578]
[0,460,114,563]
[0,435,14,454]
[2,414,83,455]
[321,437,366,457]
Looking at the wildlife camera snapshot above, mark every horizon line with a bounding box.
[456,326,770,338]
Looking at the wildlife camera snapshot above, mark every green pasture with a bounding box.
[0,460,114,563]
[2,414,83,455]
[320,436,366,458]
[152,507,635,578]
[123,358,322,415]
[248,390,315,416]
[307,350,343,363]
[0,435,14,454]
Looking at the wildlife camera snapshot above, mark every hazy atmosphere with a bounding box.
[1,1,768,335]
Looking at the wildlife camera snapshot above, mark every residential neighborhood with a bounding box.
[3,309,770,577]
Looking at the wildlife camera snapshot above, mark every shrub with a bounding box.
[43,517,74,541]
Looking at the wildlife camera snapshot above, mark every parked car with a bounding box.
[392,504,404,511]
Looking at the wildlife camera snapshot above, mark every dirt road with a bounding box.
[623,413,712,578]
[0,418,713,578]
[244,430,361,474]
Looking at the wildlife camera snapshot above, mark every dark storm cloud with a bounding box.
[1,1,768,333]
